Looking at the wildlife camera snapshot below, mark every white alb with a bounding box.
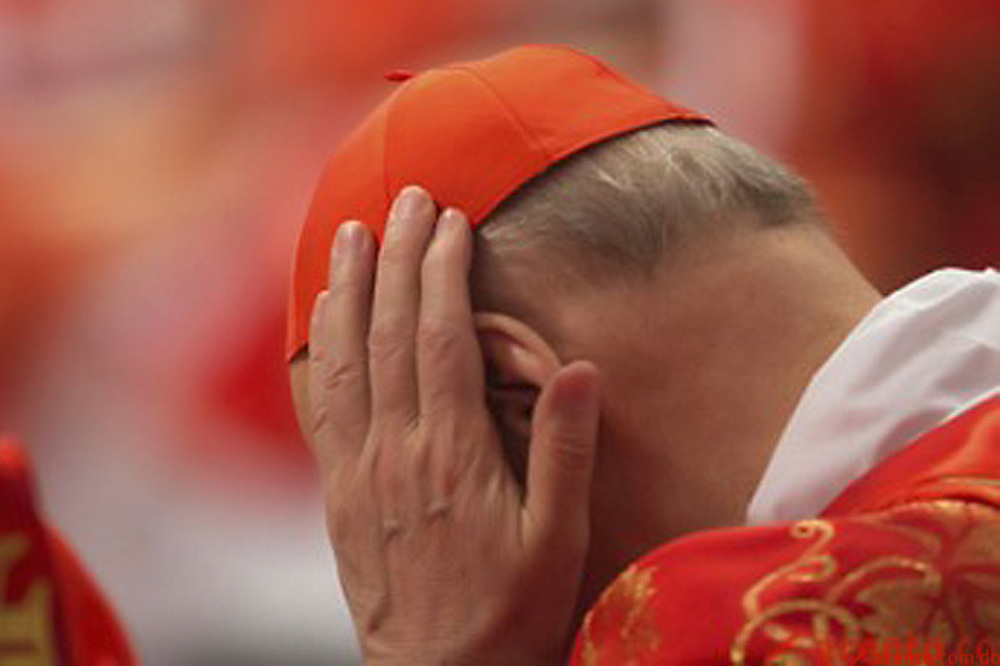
[748,268,1000,524]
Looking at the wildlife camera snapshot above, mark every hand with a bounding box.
[306,185,601,665]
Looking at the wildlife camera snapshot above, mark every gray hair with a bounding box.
[477,123,822,283]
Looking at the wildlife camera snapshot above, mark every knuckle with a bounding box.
[322,358,364,392]
[308,342,329,367]
[309,403,331,437]
[418,319,462,355]
[329,260,350,286]
[421,241,450,273]
[367,322,408,359]
[378,237,414,268]
[328,270,360,298]
[547,435,595,473]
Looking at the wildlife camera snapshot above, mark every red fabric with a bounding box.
[0,438,135,666]
[206,305,309,461]
[287,45,711,360]
[572,397,1000,664]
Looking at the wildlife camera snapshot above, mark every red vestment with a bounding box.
[573,396,1000,665]
[1,439,134,665]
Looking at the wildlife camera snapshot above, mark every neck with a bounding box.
[561,224,881,605]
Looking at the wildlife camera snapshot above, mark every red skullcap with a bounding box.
[288,44,712,360]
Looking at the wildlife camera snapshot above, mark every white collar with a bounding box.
[747,268,1000,524]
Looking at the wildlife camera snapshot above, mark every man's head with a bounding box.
[288,46,880,603]
[471,120,821,325]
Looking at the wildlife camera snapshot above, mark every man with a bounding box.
[288,46,1000,664]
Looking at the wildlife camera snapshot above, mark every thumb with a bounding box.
[523,360,601,551]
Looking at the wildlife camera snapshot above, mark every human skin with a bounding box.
[289,185,882,662]
[293,186,602,665]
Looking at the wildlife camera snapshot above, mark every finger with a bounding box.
[308,221,376,473]
[523,362,600,551]
[368,185,437,426]
[417,208,485,418]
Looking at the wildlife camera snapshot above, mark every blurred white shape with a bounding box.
[659,0,805,155]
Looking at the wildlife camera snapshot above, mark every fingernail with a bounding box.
[440,207,464,226]
[435,208,465,237]
[334,221,364,257]
[390,185,429,223]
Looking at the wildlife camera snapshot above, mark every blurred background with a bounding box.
[0,0,997,663]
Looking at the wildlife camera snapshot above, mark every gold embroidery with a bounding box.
[579,563,660,665]
[616,565,659,654]
[0,534,55,666]
[939,476,1000,487]
[731,500,1000,665]
[580,611,599,666]
[732,519,861,663]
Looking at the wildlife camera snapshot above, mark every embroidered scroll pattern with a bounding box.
[731,498,1000,665]
[579,563,660,665]
[0,534,55,666]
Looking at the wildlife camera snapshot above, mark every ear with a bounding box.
[475,312,561,482]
